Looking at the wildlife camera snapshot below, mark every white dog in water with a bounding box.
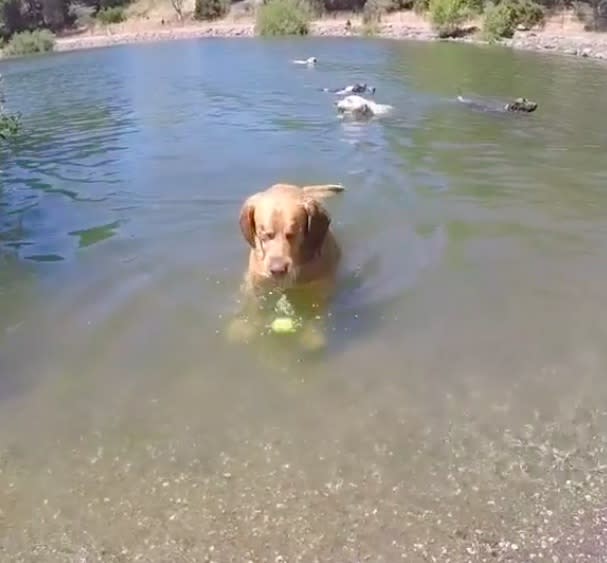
[292,57,317,66]
[336,95,392,119]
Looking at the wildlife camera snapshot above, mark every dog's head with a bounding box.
[336,95,374,118]
[352,83,376,95]
[505,97,538,113]
[239,186,332,286]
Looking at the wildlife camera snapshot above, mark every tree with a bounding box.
[0,0,25,38]
[194,0,229,20]
[170,0,184,19]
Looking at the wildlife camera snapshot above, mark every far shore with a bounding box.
[53,10,607,61]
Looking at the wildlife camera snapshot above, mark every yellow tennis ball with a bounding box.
[271,317,297,334]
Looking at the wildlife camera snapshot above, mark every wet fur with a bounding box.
[336,95,392,119]
[229,183,345,349]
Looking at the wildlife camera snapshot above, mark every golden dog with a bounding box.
[228,183,345,349]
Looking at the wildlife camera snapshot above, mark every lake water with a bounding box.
[2,37,607,561]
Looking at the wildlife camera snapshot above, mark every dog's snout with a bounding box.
[269,258,289,277]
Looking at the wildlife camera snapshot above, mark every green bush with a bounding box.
[3,29,55,56]
[0,73,20,140]
[96,6,126,24]
[483,0,543,39]
[0,111,20,139]
[255,0,311,36]
[361,0,386,34]
[99,0,131,7]
[429,0,477,36]
[194,0,229,20]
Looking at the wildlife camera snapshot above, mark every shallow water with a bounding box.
[2,38,607,561]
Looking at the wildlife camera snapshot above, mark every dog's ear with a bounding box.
[302,198,330,259]
[239,193,260,248]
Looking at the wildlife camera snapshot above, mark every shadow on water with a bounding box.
[68,220,122,248]
[0,93,135,260]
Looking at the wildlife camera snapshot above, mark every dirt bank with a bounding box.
[54,10,607,62]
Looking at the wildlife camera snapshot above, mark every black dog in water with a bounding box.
[503,97,538,113]
[322,83,376,96]
[457,95,538,114]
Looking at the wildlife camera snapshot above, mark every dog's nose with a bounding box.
[269,258,289,277]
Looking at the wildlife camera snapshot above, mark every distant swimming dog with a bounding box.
[292,57,317,66]
[504,97,538,113]
[457,95,538,114]
[336,95,392,119]
[322,83,376,95]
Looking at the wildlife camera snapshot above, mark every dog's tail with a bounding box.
[302,184,345,198]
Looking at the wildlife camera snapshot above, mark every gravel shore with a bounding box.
[53,13,607,62]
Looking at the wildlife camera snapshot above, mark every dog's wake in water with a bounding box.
[292,57,317,66]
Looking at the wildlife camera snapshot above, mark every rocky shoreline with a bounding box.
[504,29,607,59]
[53,17,607,62]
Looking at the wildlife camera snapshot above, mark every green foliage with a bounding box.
[1,0,74,39]
[194,0,229,20]
[0,73,22,140]
[99,0,130,7]
[255,0,311,36]
[482,0,543,39]
[3,29,55,56]
[429,0,478,35]
[0,111,21,139]
[1,0,27,39]
[96,5,126,23]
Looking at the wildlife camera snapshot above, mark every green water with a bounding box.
[1,38,607,561]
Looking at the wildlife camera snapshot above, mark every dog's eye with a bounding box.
[261,231,275,241]
[285,232,295,242]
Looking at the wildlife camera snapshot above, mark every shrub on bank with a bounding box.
[96,6,126,24]
[363,0,382,22]
[256,0,311,36]
[3,29,55,56]
[428,0,477,37]
[483,0,544,40]
[194,0,230,20]
[362,0,389,34]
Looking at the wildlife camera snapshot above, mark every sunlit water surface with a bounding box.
[2,38,607,561]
